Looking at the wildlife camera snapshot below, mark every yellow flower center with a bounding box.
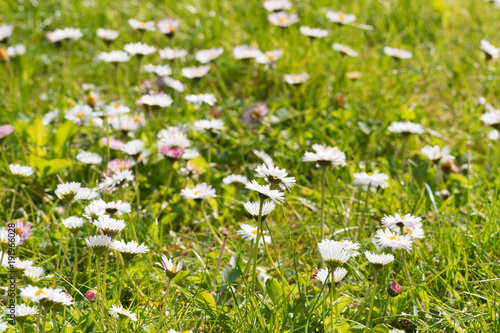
[209,51,216,57]
[393,50,402,58]
[194,190,200,195]
[77,112,84,119]
[389,236,400,241]
[133,116,141,123]
[171,265,177,273]
[140,22,146,28]
[367,172,373,176]
[338,13,345,20]
[278,17,288,23]
[114,104,121,109]
[267,54,275,60]
[400,215,405,220]
[169,25,175,33]
[36,289,46,296]
[251,230,258,235]
[116,165,126,170]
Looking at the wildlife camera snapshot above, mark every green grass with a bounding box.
[1,0,500,332]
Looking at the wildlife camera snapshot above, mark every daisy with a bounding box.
[124,42,156,56]
[300,26,329,38]
[373,229,413,252]
[111,239,149,262]
[268,11,299,27]
[185,93,217,106]
[255,164,295,191]
[108,159,135,173]
[98,51,131,63]
[121,139,145,156]
[481,109,500,129]
[110,114,144,132]
[9,164,34,178]
[317,239,352,269]
[93,216,126,237]
[180,183,217,201]
[352,171,389,188]
[76,151,102,165]
[65,104,96,126]
[44,288,74,309]
[332,43,359,57]
[233,45,261,59]
[420,145,454,163]
[137,93,173,109]
[42,109,59,125]
[143,64,172,76]
[193,119,225,133]
[96,28,119,43]
[46,28,82,43]
[181,65,210,79]
[383,46,413,60]
[196,47,224,63]
[157,127,191,160]
[314,267,348,284]
[303,144,346,167]
[480,39,499,60]
[75,188,99,203]
[255,50,283,64]
[161,77,185,92]
[128,19,156,31]
[20,285,49,302]
[254,149,274,167]
[326,11,356,25]
[244,201,276,220]
[365,251,395,269]
[381,213,423,231]
[387,282,402,297]
[111,169,135,187]
[62,216,85,233]
[7,44,26,58]
[157,19,180,37]
[0,24,13,42]
[0,322,7,332]
[223,174,248,185]
[2,257,33,274]
[284,73,310,84]
[158,255,183,279]
[23,266,45,284]
[245,180,285,203]
[237,223,272,245]
[388,121,424,134]
[86,235,112,254]
[0,227,21,251]
[94,199,131,216]
[489,130,499,140]
[55,181,81,202]
[0,124,14,139]
[83,201,106,221]
[403,225,425,239]
[159,47,188,60]
[110,304,138,321]
[263,0,292,12]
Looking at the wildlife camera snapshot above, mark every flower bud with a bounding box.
[387,282,402,297]
[85,290,97,301]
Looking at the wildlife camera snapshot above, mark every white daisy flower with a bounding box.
[254,150,274,167]
[314,267,348,284]
[76,151,103,165]
[481,109,500,128]
[157,19,180,37]
[55,182,81,202]
[263,0,292,12]
[9,164,34,178]
[159,47,187,60]
[373,229,413,252]
[181,65,210,79]
[403,225,425,239]
[83,201,107,221]
[383,46,413,60]
[488,130,499,140]
[0,24,13,42]
[233,45,261,59]
[237,223,272,246]
[112,169,135,187]
[480,39,499,60]
[365,251,395,268]
[222,174,248,185]
[180,183,217,201]
[255,49,284,64]
[42,109,59,125]
[381,213,423,231]
[109,114,144,132]
[185,93,217,106]
[86,235,112,253]
[268,11,299,27]
[7,44,26,58]
[352,171,389,188]
[195,47,224,63]
[93,216,126,237]
[162,77,185,92]
[111,239,149,261]
[23,266,45,283]
[0,227,21,250]
[193,119,225,133]
[326,11,356,25]
[121,139,145,156]
[96,28,119,41]
[94,199,131,216]
[2,256,33,273]
[158,255,183,278]
[128,19,156,31]
[46,28,82,43]
[98,51,131,63]
[303,144,346,167]
[245,180,285,203]
[244,201,276,219]
[332,43,359,57]
[0,321,7,332]
[284,73,310,84]
[74,187,99,201]
[65,104,97,126]
[20,285,49,302]
[45,288,74,307]
[420,145,454,163]
[255,164,295,191]
[317,239,352,268]
[62,216,85,232]
[143,64,172,76]
[124,42,156,56]
[110,304,138,321]
[136,93,173,108]
[388,121,424,134]
[300,26,329,38]
[157,127,191,160]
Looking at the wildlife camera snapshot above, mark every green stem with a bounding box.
[320,166,327,267]
[212,233,228,283]
[158,278,172,329]
[359,184,371,238]
[41,308,47,333]
[7,180,19,221]
[330,271,337,329]
[206,139,212,185]
[365,270,379,332]
[251,199,265,294]
[117,317,123,333]
[102,252,109,313]
[116,259,129,300]
[52,311,58,333]
[72,234,78,287]
[200,202,222,245]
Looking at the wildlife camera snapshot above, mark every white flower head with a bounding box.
[255,49,284,64]
[24,266,45,284]
[481,109,500,127]
[233,45,261,59]
[373,229,413,252]
[128,19,156,31]
[268,11,299,27]
[223,174,248,185]
[481,39,499,60]
[121,139,145,156]
[65,104,96,126]
[245,180,285,203]
[109,304,138,321]
[303,144,346,167]
[94,199,131,216]
[317,239,352,269]
[96,28,119,41]
[111,239,149,261]
[332,43,359,57]
[143,64,172,76]
[352,171,389,188]
[0,227,21,250]
[180,183,217,201]
[55,182,81,202]
[388,121,424,134]
[263,0,292,12]
[195,47,224,63]
[255,164,295,191]
[159,48,187,60]
[254,150,274,168]
[93,216,127,237]
[383,46,413,59]
[124,42,156,56]
[193,119,225,133]
[381,213,423,231]
[237,223,272,246]
[158,255,183,278]
[9,164,34,178]
[76,151,103,165]
[98,51,131,63]
[62,216,85,232]
[86,235,112,253]
[162,77,185,92]
[136,93,173,108]
[0,24,14,42]
[284,73,310,84]
[181,65,210,79]
[244,201,276,220]
[420,145,454,163]
[300,26,329,38]
[365,251,395,268]
[7,44,26,58]
[157,19,180,36]
[314,267,348,284]
[326,11,356,25]
[74,187,99,201]
[185,93,217,106]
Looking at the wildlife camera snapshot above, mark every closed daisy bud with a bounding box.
[85,290,97,301]
[387,282,402,297]
[158,255,183,279]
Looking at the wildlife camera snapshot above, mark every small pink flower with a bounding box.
[101,137,125,150]
[0,124,14,139]
[388,282,402,297]
[85,290,97,301]
[159,145,185,159]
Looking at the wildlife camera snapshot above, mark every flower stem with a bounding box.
[41,308,48,333]
[116,259,129,300]
[102,251,109,313]
[212,232,228,283]
[365,270,379,332]
[359,184,371,238]
[72,234,78,287]
[330,270,337,329]
[52,311,58,333]
[158,277,172,329]
[206,138,212,185]
[251,198,265,294]
[7,180,19,221]
[117,317,123,333]
[320,166,327,268]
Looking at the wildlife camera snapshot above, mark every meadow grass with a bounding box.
[1,0,500,332]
